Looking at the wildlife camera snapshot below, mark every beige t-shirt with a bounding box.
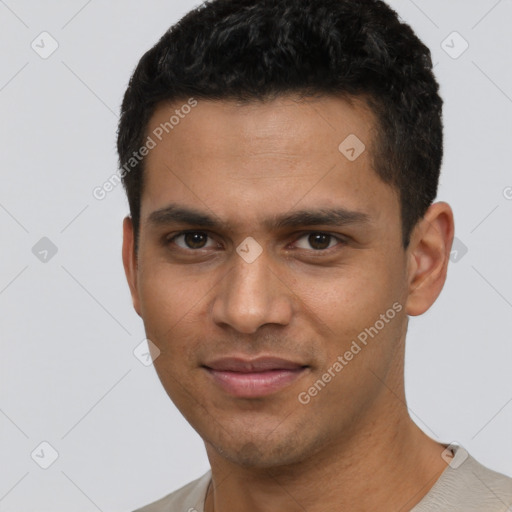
[133,446,512,511]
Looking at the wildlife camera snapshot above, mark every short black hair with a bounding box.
[117,0,443,250]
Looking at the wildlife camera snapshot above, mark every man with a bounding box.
[118,0,512,510]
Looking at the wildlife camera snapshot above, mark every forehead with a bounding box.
[140,95,398,230]
[146,94,374,162]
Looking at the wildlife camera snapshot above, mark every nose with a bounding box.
[211,249,294,334]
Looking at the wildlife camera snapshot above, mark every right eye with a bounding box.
[168,231,216,250]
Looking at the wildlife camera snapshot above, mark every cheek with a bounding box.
[138,252,216,317]
[138,269,207,406]
[293,256,404,340]
[137,262,209,357]
[291,262,406,415]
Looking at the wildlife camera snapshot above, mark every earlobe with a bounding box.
[405,202,455,316]
[122,216,142,316]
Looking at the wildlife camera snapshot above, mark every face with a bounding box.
[124,95,413,468]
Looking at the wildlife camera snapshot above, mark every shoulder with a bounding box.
[132,471,211,512]
[413,447,512,512]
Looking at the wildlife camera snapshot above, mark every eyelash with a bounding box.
[165,230,347,252]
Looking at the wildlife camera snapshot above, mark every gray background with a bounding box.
[1,0,511,510]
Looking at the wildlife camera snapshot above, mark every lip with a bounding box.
[203,356,309,398]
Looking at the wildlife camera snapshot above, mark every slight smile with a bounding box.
[203,357,310,398]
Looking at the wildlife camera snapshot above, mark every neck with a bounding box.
[203,380,448,512]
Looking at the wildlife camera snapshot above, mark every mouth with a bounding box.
[202,356,309,398]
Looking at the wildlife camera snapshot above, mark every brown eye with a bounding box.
[293,232,343,251]
[171,232,213,250]
[183,232,208,249]
[307,233,333,250]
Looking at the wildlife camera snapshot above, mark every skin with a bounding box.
[123,95,455,511]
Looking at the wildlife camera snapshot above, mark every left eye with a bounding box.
[294,233,340,250]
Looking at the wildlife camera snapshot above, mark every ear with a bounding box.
[405,202,455,316]
[122,216,142,316]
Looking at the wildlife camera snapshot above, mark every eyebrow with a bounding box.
[147,204,221,228]
[146,204,371,230]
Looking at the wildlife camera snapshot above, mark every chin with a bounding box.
[220,444,301,469]
[206,426,318,470]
